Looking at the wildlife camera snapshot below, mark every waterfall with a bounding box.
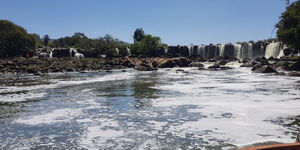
[126,47,131,56]
[264,42,282,58]
[115,48,119,56]
[188,45,193,56]
[198,45,205,57]
[233,44,242,59]
[239,43,253,59]
[218,44,225,56]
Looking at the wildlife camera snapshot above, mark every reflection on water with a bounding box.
[0,68,299,150]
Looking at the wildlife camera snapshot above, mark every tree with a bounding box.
[0,20,37,57]
[133,28,145,43]
[43,35,50,46]
[130,34,167,57]
[276,0,300,51]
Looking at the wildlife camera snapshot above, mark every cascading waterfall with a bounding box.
[198,45,205,57]
[167,41,290,59]
[188,45,193,56]
[218,44,225,56]
[126,47,131,56]
[264,42,283,58]
[233,44,242,59]
[239,43,253,59]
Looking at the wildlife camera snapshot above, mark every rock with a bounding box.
[134,63,156,71]
[215,60,228,66]
[189,62,204,67]
[176,69,188,73]
[286,72,300,77]
[220,66,233,70]
[252,65,277,73]
[276,72,285,76]
[241,61,257,67]
[158,59,176,68]
[172,57,191,67]
[208,64,220,69]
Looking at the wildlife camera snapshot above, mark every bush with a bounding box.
[130,35,167,57]
[0,20,37,57]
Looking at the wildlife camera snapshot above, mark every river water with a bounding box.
[0,64,300,150]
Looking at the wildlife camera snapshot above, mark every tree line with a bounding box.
[0,20,167,58]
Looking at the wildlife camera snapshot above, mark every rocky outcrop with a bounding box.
[189,62,204,67]
[252,65,277,73]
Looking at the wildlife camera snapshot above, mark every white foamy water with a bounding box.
[1,68,299,150]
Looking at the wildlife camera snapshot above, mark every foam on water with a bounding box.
[1,68,300,149]
[15,108,83,125]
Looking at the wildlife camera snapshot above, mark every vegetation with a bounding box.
[276,0,300,51]
[133,28,145,43]
[0,20,168,58]
[43,35,50,46]
[0,20,37,57]
[130,34,167,57]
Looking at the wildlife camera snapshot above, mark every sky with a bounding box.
[0,0,297,45]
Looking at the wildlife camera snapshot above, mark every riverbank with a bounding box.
[0,56,299,76]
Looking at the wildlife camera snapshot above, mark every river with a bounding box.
[0,63,299,150]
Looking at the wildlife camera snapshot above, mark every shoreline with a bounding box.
[0,56,299,76]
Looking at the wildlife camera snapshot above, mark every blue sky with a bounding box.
[0,0,296,45]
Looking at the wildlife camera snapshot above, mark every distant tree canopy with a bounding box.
[0,20,37,57]
[133,28,145,43]
[43,35,50,46]
[130,34,167,57]
[53,33,129,57]
[276,0,300,51]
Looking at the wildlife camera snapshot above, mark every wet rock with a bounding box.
[189,62,204,67]
[176,69,188,73]
[172,57,191,67]
[215,60,228,66]
[286,72,300,77]
[241,61,257,67]
[276,72,285,76]
[220,66,233,70]
[158,59,176,68]
[252,65,277,73]
[134,63,156,71]
[208,64,220,69]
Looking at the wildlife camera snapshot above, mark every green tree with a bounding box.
[130,34,167,57]
[276,0,300,51]
[133,28,145,43]
[43,35,50,46]
[0,20,37,57]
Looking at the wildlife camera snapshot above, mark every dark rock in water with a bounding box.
[252,65,277,73]
[151,61,158,69]
[283,48,293,56]
[208,64,220,69]
[286,72,300,77]
[241,61,257,67]
[134,63,156,71]
[242,58,251,63]
[189,62,204,67]
[198,67,206,70]
[215,60,228,66]
[290,60,300,71]
[276,72,286,76]
[103,65,112,70]
[159,59,176,68]
[176,69,188,73]
[172,57,191,67]
[195,57,207,62]
[220,66,233,70]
